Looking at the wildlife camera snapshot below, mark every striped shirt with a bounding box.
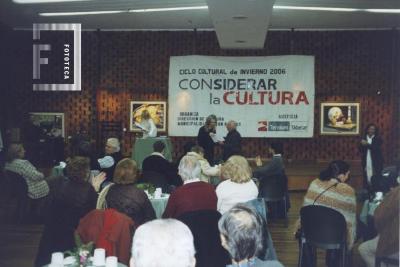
[5,159,49,199]
[300,178,356,249]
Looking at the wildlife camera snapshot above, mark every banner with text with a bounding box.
[168,55,314,138]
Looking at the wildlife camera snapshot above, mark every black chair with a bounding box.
[298,205,347,267]
[177,209,231,267]
[258,174,288,219]
[3,170,31,223]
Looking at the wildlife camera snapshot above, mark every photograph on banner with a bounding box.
[29,112,65,138]
[320,102,360,135]
[130,101,166,132]
[168,55,315,138]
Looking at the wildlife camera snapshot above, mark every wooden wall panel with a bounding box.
[5,30,399,164]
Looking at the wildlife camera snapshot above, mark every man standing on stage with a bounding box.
[220,120,242,161]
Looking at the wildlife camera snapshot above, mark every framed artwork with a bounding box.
[29,112,65,137]
[320,103,360,135]
[130,101,166,132]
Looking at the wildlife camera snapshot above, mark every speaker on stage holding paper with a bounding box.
[197,114,217,165]
[136,110,157,139]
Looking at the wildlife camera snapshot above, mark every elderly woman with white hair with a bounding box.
[130,219,196,267]
[162,154,217,218]
[95,137,122,183]
[216,155,258,214]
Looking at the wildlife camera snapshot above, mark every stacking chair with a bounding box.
[3,170,31,223]
[177,209,231,267]
[258,174,288,219]
[298,205,347,267]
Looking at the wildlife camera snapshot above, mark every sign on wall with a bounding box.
[168,55,315,138]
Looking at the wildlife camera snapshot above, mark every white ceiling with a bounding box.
[1,0,399,49]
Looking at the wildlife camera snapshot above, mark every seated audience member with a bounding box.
[370,165,399,195]
[95,137,122,183]
[73,140,98,170]
[296,160,356,267]
[130,219,196,267]
[35,156,105,267]
[216,156,258,214]
[142,140,181,186]
[187,145,220,183]
[163,155,217,218]
[97,158,156,225]
[254,141,290,216]
[4,143,49,199]
[175,141,196,168]
[253,142,285,179]
[77,208,134,265]
[69,124,90,155]
[359,184,399,267]
[218,204,284,267]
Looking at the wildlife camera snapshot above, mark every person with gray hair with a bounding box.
[95,137,122,183]
[162,155,217,218]
[130,219,196,267]
[220,120,242,161]
[218,204,284,267]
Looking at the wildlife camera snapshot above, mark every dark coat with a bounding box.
[253,155,285,179]
[142,154,182,186]
[222,129,242,161]
[35,178,97,266]
[359,135,384,179]
[197,126,216,165]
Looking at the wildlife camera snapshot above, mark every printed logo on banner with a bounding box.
[32,23,81,91]
[258,121,268,131]
[268,121,290,131]
[291,121,308,131]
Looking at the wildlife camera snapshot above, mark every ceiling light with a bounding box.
[274,6,360,12]
[14,0,92,3]
[365,9,400,13]
[129,6,208,13]
[235,40,247,43]
[39,10,124,16]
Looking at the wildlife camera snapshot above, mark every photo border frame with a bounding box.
[29,112,65,138]
[320,102,360,136]
[130,101,167,132]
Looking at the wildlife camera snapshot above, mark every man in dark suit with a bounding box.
[253,142,285,179]
[253,141,290,215]
[142,141,182,187]
[220,120,242,161]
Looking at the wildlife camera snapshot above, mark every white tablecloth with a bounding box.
[150,194,169,218]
